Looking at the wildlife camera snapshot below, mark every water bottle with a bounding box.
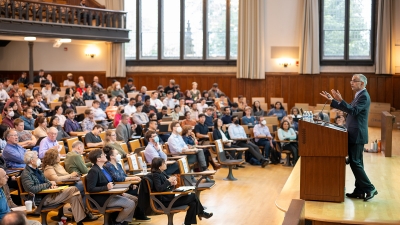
[142,162,147,174]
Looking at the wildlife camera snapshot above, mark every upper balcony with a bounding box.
[0,0,129,42]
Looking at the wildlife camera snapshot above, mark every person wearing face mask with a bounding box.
[63,73,76,88]
[111,82,126,98]
[1,106,15,128]
[253,117,276,160]
[228,116,269,167]
[20,151,90,225]
[2,129,27,169]
[157,85,166,99]
[144,131,179,175]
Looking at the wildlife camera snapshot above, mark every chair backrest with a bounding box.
[139,137,145,147]
[214,139,227,162]
[270,97,284,105]
[76,106,89,115]
[127,153,141,171]
[249,128,254,139]
[251,97,266,104]
[66,137,79,152]
[50,102,62,110]
[85,100,94,107]
[241,125,249,135]
[144,179,164,214]
[315,104,330,111]
[163,143,171,155]
[178,157,190,174]
[294,103,309,111]
[127,92,139,99]
[232,97,246,104]
[259,103,269,111]
[99,131,106,142]
[120,143,129,154]
[16,177,28,197]
[129,139,141,151]
[139,150,149,165]
[207,132,214,142]
[58,141,66,154]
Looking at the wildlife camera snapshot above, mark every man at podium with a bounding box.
[320,74,377,202]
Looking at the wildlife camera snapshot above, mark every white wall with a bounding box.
[0,41,107,71]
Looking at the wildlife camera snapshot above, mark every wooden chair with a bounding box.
[294,103,309,111]
[85,100,94,107]
[249,128,264,154]
[127,92,139,99]
[126,153,144,174]
[144,177,190,225]
[241,125,250,137]
[49,102,62,110]
[274,131,294,167]
[177,157,216,199]
[80,175,124,225]
[58,141,66,154]
[76,106,89,115]
[139,137,145,147]
[99,131,106,141]
[214,140,244,181]
[120,142,129,155]
[282,199,305,225]
[260,103,269,112]
[232,97,246,103]
[251,97,266,104]
[16,177,66,225]
[66,137,79,153]
[129,139,141,152]
[270,97,284,105]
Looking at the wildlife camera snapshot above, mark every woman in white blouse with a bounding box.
[277,120,298,166]
[54,105,67,127]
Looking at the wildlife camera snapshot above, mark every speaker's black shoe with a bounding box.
[345,192,364,199]
[364,189,378,201]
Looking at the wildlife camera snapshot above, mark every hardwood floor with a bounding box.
[26,127,400,225]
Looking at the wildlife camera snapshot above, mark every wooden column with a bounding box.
[28,41,34,83]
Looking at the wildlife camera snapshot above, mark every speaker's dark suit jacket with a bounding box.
[330,89,370,144]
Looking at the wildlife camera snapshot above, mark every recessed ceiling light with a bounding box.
[59,39,71,43]
[24,37,36,41]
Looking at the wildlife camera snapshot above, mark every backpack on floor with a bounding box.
[270,148,281,165]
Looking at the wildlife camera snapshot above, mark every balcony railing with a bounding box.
[0,0,126,28]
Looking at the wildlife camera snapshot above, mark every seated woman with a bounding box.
[252,101,264,117]
[32,116,48,140]
[54,106,67,127]
[178,98,191,114]
[9,102,21,120]
[184,90,194,105]
[237,95,247,111]
[268,101,287,121]
[150,157,213,225]
[290,107,302,123]
[277,120,298,166]
[171,105,183,121]
[61,95,76,114]
[212,118,243,161]
[49,116,70,141]
[113,105,128,128]
[28,99,44,119]
[180,111,197,127]
[105,97,118,120]
[86,149,137,225]
[105,130,127,158]
[241,106,257,125]
[47,87,60,104]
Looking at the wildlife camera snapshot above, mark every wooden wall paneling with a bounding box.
[384,77,393,105]
[274,76,282,100]
[312,75,321,107]
[320,76,330,103]
[342,75,352,103]
[281,76,289,107]
[304,76,314,106]
[368,76,377,102]
[297,76,306,104]
[230,77,238,99]
[288,76,298,108]
[266,76,275,104]
[376,77,386,103]
[393,77,400,109]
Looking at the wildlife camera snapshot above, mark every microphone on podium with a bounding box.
[318,100,328,121]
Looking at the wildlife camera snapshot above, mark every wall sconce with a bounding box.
[277,58,294,68]
[85,45,99,58]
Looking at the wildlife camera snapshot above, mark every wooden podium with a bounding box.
[298,120,347,203]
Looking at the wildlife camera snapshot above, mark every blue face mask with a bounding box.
[153,136,159,143]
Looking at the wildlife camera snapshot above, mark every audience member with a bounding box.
[132,103,149,131]
[0,80,10,105]
[98,94,108,111]
[208,83,222,99]
[213,118,243,161]
[252,101,264,117]
[24,82,34,99]
[7,82,19,98]
[83,85,96,100]
[17,72,28,86]
[33,69,46,84]
[32,116,48,139]
[45,74,58,87]
[267,101,287,121]
[163,91,177,109]
[21,151,88,225]
[82,109,96,132]
[35,94,50,114]
[105,97,118,120]
[197,98,208,113]
[40,81,52,99]
[278,120,298,165]
[215,93,229,111]
[134,93,143,103]
[142,96,157,115]
[157,85,166,99]
[144,131,179,175]
[241,106,257,125]
[47,87,60,103]
[124,78,136,94]
[1,106,15,128]
[20,107,36,130]
[54,106,66,127]
[14,119,37,148]
[253,117,276,159]
[115,95,128,106]
[290,107,302,122]
[64,141,91,175]
[173,85,183,100]
[4,93,23,116]
[38,127,60,159]
[76,81,86,96]
[105,130,126,157]
[116,114,137,143]
[28,99,44,119]
[124,98,137,116]
[171,105,182,121]
[72,91,85,106]
[111,82,126,98]
[221,107,232,124]
[181,111,197,127]
[150,91,163,109]
[61,95,76,113]
[204,107,214,126]
[194,114,210,144]
[2,129,26,169]
[184,90,194,105]
[190,82,201,101]
[228,116,268,167]
[63,73,76,88]
[9,102,21,120]
[49,116,70,141]
[93,76,104,90]
[335,115,346,126]
[106,79,117,96]
[113,106,128,128]
[64,109,85,136]
[147,120,169,143]
[84,124,104,148]
[91,100,108,126]
[190,103,199,121]
[149,157,213,225]
[164,79,176,94]
[86,149,136,225]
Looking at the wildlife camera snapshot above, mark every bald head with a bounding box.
[1,211,27,225]
[0,168,7,187]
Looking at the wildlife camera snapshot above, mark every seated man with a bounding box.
[98,94,108,111]
[38,127,60,159]
[91,100,108,127]
[149,91,163,109]
[64,109,85,136]
[2,129,26,169]
[20,107,35,131]
[116,114,137,143]
[65,141,92,175]
[221,107,232,124]
[132,103,148,136]
[0,169,41,225]
[35,93,50,115]
[142,96,157,115]
[82,109,96,132]
[253,117,276,159]
[124,98,137,116]
[14,118,37,149]
[21,151,88,225]
[194,114,211,145]
[162,91,177,109]
[156,106,169,122]
[84,124,104,148]
[123,78,136,94]
[1,106,15,128]
[228,116,269,167]
[63,73,76,88]
[168,121,208,172]
[146,120,169,144]
[204,107,214,126]
[144,131,179,175]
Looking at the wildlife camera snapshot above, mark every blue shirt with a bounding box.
[253,124,272,142]
[21,116,35,130]
[101,168,113,182]
[144,142,167,163]
[182,135,195,145]
[100,101,108,111]
[3,143,26,168]
[267,108,287,121]
[64,119,82,134]
[0,189,10,220]
[104,161,127,182]
[38,137,59,159]
[221,115,232,124]
[167,133,188,155]
[242,116,257,125]
[205,115,213,126]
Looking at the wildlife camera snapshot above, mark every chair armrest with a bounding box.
[115,181,140,185]
[167,156,185,160]
[180,171,216,176]
[150,191,191,196]
[88,188,128,195]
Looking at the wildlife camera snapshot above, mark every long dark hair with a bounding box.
[213,118,221,130]
[151,157,165,173]
[275,101,285,110]
[49,116,58,127]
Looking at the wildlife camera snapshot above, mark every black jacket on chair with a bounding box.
[150,172,174,203]
[86,164,111,207]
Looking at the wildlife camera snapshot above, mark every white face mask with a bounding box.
[176,127,182,133]
[8,111,14,117]
[36,158,41,167]
[261,120,267,125]
[116,154,122,161]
